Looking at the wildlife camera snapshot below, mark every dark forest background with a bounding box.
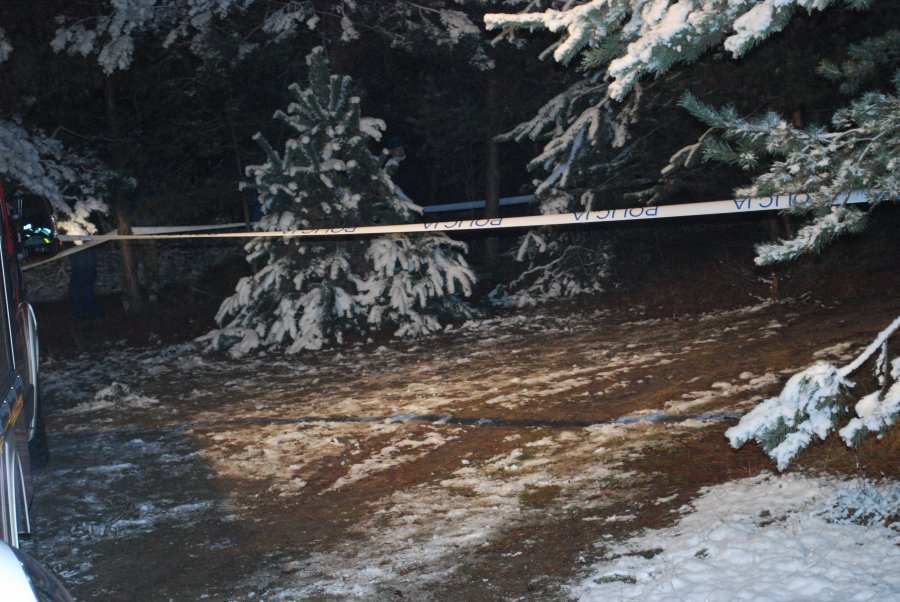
[2,1,898,341]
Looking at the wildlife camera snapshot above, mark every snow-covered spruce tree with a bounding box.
[486,2,898,266]
[488,75,620,307]
[483,1,883,305]
[486,1,873,102]
[204,47,475,356]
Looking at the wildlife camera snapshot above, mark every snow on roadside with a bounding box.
[569,473,900,601]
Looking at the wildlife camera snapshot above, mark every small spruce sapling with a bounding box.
[204,47,475,356]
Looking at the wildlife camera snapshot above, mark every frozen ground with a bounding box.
[22,298,900,601]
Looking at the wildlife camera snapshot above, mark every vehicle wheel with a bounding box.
[27,388,49,470]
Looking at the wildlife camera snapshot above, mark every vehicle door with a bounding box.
[0,238,30,547]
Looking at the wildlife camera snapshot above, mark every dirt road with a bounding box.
[22,295,899,601]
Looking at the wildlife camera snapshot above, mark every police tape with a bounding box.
[56,191,868,244]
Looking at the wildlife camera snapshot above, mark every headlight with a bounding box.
[0,541,72,602]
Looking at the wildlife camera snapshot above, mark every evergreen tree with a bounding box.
[487,1,896,265]
[678,26,899,264]
[487,75,629,306]
[49,0,502,74]
[487,2,899,463]
[679,81,897,265]
[484,1,892,306]
[204,47,475,356]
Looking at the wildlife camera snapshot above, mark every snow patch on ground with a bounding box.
[64,381,159,414]
[664,371,780,414]
[569,473,900,601]
[813,341,858,362]
[325,429,450,492]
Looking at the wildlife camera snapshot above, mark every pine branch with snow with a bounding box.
[0,118,112,235]
[204,47,475,357]
[50,1,505,73]
[727,316,900,470]
[680,69,899,265]
[725,362,852,471]
[486,1,871,100]
[754,205,868,265]
[816,29,900,95]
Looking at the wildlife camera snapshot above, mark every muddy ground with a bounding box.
[22,215,900,601]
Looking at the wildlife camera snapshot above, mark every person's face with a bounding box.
[390,145,406,159]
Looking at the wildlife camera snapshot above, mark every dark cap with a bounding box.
[385,134,406,149]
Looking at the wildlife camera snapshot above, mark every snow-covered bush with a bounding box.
[726,316,900,470]
[204,47,475,356]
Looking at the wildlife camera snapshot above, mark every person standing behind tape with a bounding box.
[383,134,416,203]
[128,189,161,304]
[369,133,415,225]
[69,245,102,319]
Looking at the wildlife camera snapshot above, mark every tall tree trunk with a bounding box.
[230,120,250,228]
[484,78,502,259]
[116,211,143,312]
[104,78,143,313]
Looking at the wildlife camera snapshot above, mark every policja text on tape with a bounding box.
[55,192,869,245]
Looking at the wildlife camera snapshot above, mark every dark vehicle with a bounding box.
[0,181,72,600]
